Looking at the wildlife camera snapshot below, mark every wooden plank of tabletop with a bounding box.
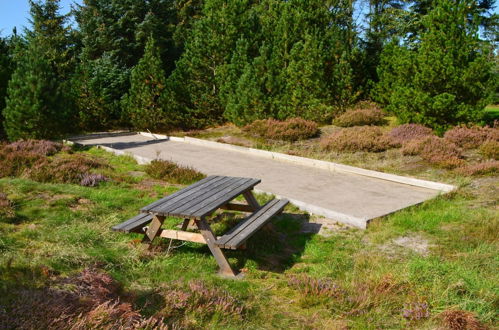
[191,178,261,218]
[154,176,237,215]
[141,175,219,212]
[164,177,250,217]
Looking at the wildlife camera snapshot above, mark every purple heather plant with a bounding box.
[80,173,109,187]
[402,301,431,321]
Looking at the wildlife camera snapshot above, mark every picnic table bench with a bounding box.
[112,175,288,277]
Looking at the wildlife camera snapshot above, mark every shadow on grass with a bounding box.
[154,212,317,274]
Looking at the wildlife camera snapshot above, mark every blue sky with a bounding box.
[0,0,82,37]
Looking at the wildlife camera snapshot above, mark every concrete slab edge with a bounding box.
[138,132,456,193]
[253,189,368,229]
[67,138,368,229]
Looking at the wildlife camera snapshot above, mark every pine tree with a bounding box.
[123,36,167,130]
[377,0,494,132]
[283,34,330,121]
[4,41,70,140]
[360,0,407,94]
[3,0,74,140]
[75,0,177,129]
[165,0,257,128]
[0,36,14,138]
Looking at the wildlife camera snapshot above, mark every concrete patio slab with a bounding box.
[69,133,453,229]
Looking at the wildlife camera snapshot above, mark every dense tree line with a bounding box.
[0,0,496,140]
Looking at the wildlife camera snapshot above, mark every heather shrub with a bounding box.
[158,280,245,320]
[455,161,499,176]
[479,140,499,160]
[243,118,320,141]
[444,125,499,149]
[6,139,69,156]
[401,136,464,168]
[0,140,70,178]
[80,173,109,187]
[439,309,485,330]
[320,126,396,152]
[0,146,45,177]
[145,160,205,184]
[0,268,167,329]
[287,275,343,298]
[387,124,434,145]
[27,154,107,185]
[402,301,431,321]
[333,106,385,127]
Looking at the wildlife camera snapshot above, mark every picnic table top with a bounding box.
[141,175,261,219]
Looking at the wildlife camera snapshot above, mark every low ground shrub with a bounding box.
[387,124,434,146]
[159,280,245,320]
[402,301,431,321]
[243,118,320,141]
[0,146,45,177]
[444,125,499,149]
[27,154,107,185]
[455,161,499,176]
[6,139,69,156]
[479,140,499,160]
[0,268,166,329]
[320,126,396,152]
[439,309,485,330]
[0,140,109,186]
[287,275,343,298]
[333,103,385,127]
[401,136,464,168]
[145,159,205,184]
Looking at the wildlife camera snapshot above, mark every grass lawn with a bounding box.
[0,145,498,329]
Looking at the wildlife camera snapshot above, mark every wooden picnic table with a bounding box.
[112,175,288,277]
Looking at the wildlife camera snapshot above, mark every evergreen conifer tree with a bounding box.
[376,0,494,131]
[0,37,13,138]
[123,36,167,131]
[3,0,74,140]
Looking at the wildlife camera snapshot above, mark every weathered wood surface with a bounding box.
[159,229,206,244]
[112,213,152,233]
[141,175,261,219]
[216,198,288,250]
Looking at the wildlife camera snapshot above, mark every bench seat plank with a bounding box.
[215,198,288,249]
[112,213,152,233]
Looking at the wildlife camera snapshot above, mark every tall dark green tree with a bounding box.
[74,0,177,129]
[376,0,495,132]
[123,36,167,130]
[0,35,14,138]
[360,0,407,94]
[165,0,258,128]
[3,0,75,140]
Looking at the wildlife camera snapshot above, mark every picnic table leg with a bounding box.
[142,214,165,248]
[243,190,260,211]
[195,217,237,277]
